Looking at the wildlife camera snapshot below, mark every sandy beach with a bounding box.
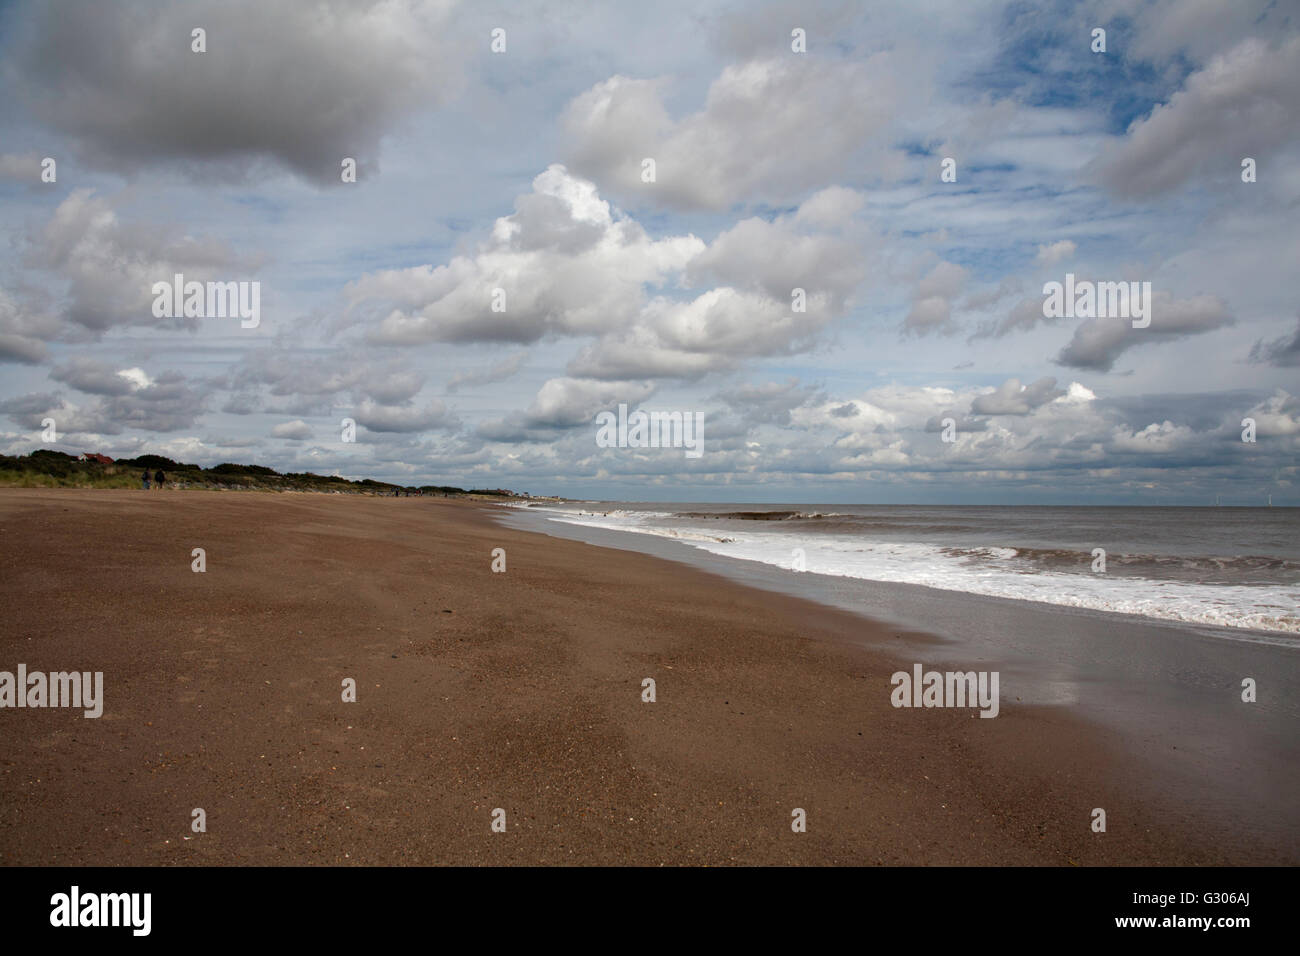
[0,489,1288,865]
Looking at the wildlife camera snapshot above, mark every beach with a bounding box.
[0,488,1293,865]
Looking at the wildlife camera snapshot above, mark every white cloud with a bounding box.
[1035,240,1077,265]
[350,165,704,347]
[562,53,909,209]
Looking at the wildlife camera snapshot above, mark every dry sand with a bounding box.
[0,489,1279,865]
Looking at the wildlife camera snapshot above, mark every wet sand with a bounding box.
[0,489,1287,864]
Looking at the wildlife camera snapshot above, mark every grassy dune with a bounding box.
[0,450,520,497]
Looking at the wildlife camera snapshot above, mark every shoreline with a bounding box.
[502,503,1300,641]
[502,503,1300,858]
[0,488,1292,865]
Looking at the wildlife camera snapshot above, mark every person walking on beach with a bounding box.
[154,469,166,490]
[141,469,150,490]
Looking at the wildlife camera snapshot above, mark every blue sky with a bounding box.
[0,0,1297,503]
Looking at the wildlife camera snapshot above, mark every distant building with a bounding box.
[78,453,114,464]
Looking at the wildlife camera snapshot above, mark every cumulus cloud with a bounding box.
[271,420,313,441]
[1090,36,1300,198]
[1243,389,1300,437]
[568,286,836,381]
[6,0,462,184]
[562,53,907,210]
[50,358,143,395]
[349,167,866,383]
[349,165,703,347]
[687,210,866,310]
[354,400,455,434]
[971,377,1065,416]
[1056,293,1234,371]
[1109,420,1196,454]
[97,371,206,432]
[27,190,259,334]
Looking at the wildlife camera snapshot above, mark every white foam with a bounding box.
[539,511,1300,636]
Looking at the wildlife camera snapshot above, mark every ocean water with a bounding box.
[514,503,1300,635]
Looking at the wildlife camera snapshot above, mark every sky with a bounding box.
[0,0,1297,504]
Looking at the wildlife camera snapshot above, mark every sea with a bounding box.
[508,503,1300,636]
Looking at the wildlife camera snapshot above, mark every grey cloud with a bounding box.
[0,391,64,423]
[0,334,48,364]
[99,371,207,432]
[1249,315,1300,367]
[354,400,455,434]
[0,370,203,433]
[714,379,822,427]
[1056,294,1234,371]
[478,377,655,442]
[49,357,136,395]
[903,296,954,335]
[27,190,259,334]
[0,152,43,182]
[970,377,1065,416]
[1089,36,1300,198]
[7,0,462,184]
[270,420,314,441]
[0,286,61,361]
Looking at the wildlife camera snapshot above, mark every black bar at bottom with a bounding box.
[0,865,1276,943]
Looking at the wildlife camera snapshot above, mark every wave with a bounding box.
[673,510,837,521]
[534,510,1300,635]
[943,544,1300,579]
